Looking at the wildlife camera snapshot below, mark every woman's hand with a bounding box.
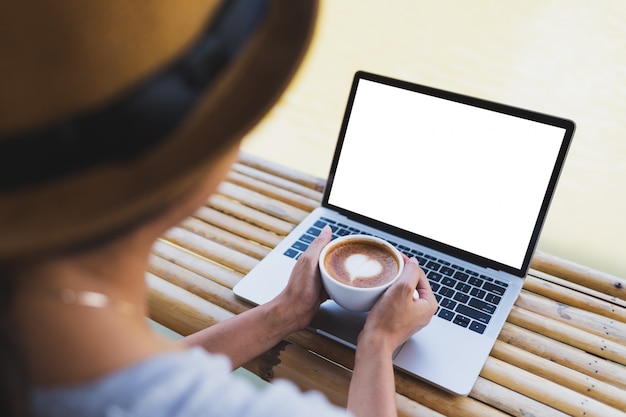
[362,256,438,350]
[274,225,333,332]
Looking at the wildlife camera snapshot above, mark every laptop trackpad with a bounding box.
[309,300,367,348]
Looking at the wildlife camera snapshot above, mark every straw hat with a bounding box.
[0,0,318,260]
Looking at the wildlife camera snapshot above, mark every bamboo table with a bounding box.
[147,152,626,417]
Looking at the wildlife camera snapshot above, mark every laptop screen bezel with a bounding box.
[322,71,575,278]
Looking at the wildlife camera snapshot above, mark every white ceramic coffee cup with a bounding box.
[319,234,404,312]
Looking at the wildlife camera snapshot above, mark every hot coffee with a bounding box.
[323,238,400,288]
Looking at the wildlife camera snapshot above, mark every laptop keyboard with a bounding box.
[283,217,508,334]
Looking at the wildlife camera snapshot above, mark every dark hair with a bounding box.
[0,270,30,417]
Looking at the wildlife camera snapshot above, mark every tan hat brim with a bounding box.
[0,0,318,260]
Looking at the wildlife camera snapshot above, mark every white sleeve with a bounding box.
[32,347,353,417]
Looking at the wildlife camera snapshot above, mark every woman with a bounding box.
[0,0,437,416]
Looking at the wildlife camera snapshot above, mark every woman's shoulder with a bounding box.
[31,347,230,416]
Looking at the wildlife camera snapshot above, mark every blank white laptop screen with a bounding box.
[328,79,566,271]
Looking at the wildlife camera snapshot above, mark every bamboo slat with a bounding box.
[146,273,234,335]
[148,254,249,315]
[162,227,258,274]
[217,181,309,224]
[514,290,626,344]
[392,372,509,417]
[146,152,626,417]
[470,377,571,417]
[532,251,626,301]
[192,206,283,249]
[208,194,294,236]
[151,240,242,289]
[498,322,626,390]
[237,151,327,192]
[489,340,626,411]
[480,357,624,417]
[395,395,449,417]
[227,169,321,211]
[529,267,626,310]
[179,216,270,260]
[231,162,324,202]
[523,274,626,322]
[507,306,626,366]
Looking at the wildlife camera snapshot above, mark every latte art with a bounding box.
[344,254,383,282]
[324,240,400,288]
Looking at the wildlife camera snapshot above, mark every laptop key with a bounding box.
[284,248,299,258]
[307,226,322,236]
[299,234,315,243]
[483,282,506,296]
[468,298,497,314]
[469,321,486,334]
[468,276,484,287]
[314,220,328,228]
[426,261,440,271]
[439,286,455,298]
[453,315,471,328]
[470,287,486,299]
[427,271,443,282]
[438,308,455,321]
[292,241,309,251]
[456,304,491,324]
[440,266,455,276]
[453,271,469,282]
[440,298,457,310]
[453,293,470,304]
[485,293,502,305]
[441,277,456,287]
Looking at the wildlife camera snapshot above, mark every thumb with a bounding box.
[308,225,333,255]
[395,257,422,295]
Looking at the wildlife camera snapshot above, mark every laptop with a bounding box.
[233,70,575,396]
